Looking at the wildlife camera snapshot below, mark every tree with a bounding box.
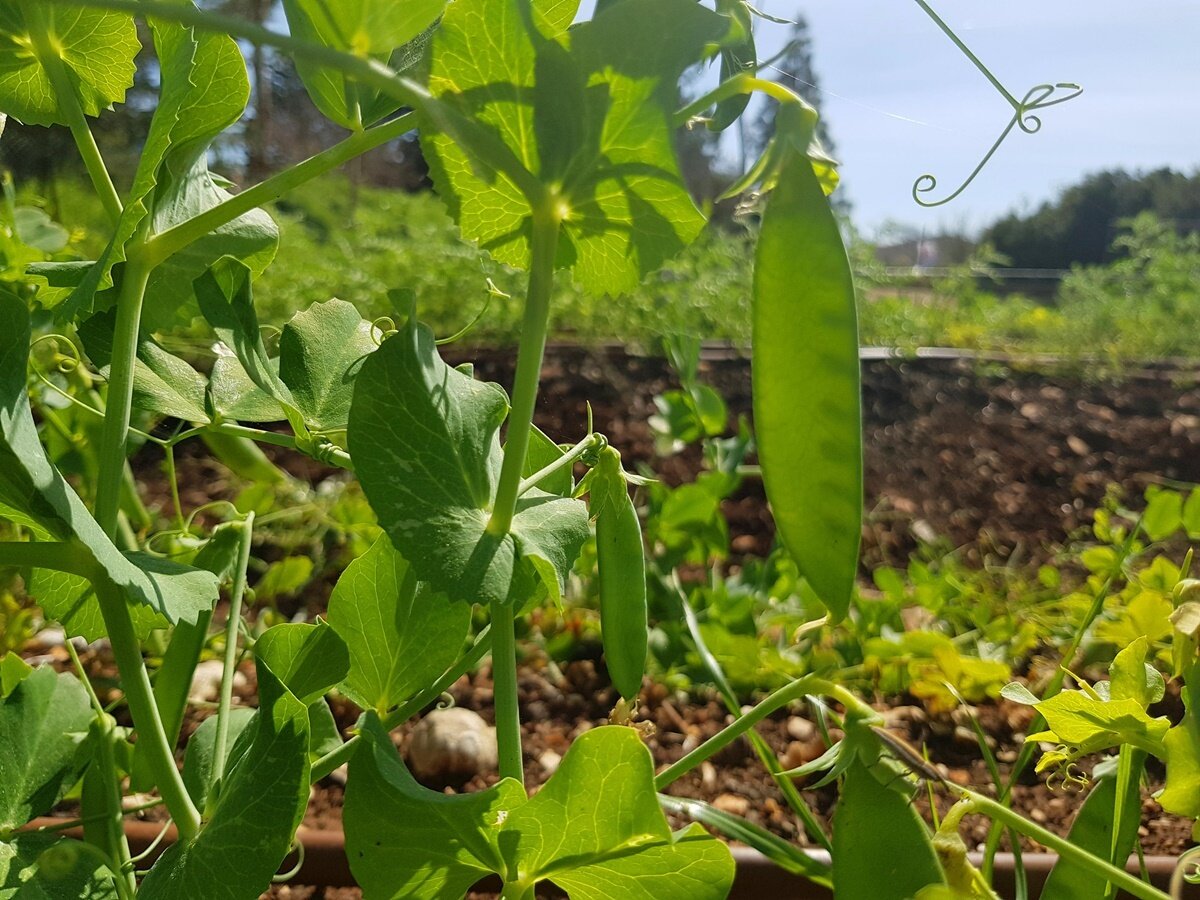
[983,168,1200,269]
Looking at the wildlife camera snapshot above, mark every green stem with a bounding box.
[20,0,123,224]
[654,676,872,790]
[210,512,254,798]
[95,581,200,840]
[93,251,151,535]
[142,112,416,266]
[672,73,801,128]
[960,789,1169,900]
[209,422,354,470]
[490,599,523,785]
[309,626,493,783]
[486,207,561,536]
[517,431,601,496]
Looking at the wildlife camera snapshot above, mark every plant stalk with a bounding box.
[93,252,151,535]
[95,580,201,839]
[490,599,524,785]
[960,789,1169,900]
[209,512,255,797]
[144,112,416,266]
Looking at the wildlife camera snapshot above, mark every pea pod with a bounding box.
[832,759,945,899]
[592,447,648,701]
[753,143,862,619]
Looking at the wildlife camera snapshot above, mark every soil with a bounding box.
[30,348,1200,895]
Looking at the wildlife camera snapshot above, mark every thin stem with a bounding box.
[655,676,871,790]
[94,252,151,535]
[959,789,1169,900]
[210,512,255,797]
[163,444,186,532]
[143,112,416,266]
[486,207,561,536]
[910,0,1019,109]
[95,580,200,839]
[672,73,801,128]
[517,431,601,496]
[20,0,123,224]
[309,626,493,783]
[490,599,523,785]
[210,422,354,470]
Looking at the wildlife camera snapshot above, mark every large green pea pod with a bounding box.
[592,447,648,701]
[753,139,862,620]
[832,759,946,899]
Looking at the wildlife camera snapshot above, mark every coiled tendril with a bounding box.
[910,0,1082,207]
[1170,845,1200,898]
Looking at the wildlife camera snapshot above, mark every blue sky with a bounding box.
[748,1,1200,237]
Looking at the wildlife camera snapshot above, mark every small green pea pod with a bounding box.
[592,448,648,701]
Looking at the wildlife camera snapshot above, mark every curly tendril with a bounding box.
[271,840,306,884]
[910,0,1082,207]
[370,316,398,346]
[1044,757,1089,793]
[1170,846,1200,897]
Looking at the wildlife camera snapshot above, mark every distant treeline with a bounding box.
[982,168,1200,270]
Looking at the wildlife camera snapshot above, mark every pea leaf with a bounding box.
[0,833,118,899]
[206,355,282,423]
[523,425,574,497]
[282,0,443,130]
[77,310,210,423]
[254,621,350,706]
[1160,676,1200,818]
[1108,636,1165,709]
[139,661,309,900]
[59,16,277,327]
[348,315,589,606]
[0,666,92,830]
[832,759,945,899]
[753,146,861,619]
[0,291,218,636]
[278,299,377,432]
[327,534,471,713]
[346,719,734,899]
[181,708,256,811]
[425,0,726,294]
[1034,692,1169,752]
[0,5,138,127]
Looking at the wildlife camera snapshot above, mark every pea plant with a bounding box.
[0,0,1182,898]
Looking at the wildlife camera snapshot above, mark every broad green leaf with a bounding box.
[181,708,256,810]
[1108,636,1165,709]
[13,208,69,254]
[195,260,302,430]
[1093,590,1173,650]
[140,662,309,899]
[1184,488,1200,538]
[0,5,138,127]
[1161,676,1200,818]
[1041,751,1146,900]
[753,146,861,619]
[1143,487,1183,542]
[77,310,210,423]
[425,0,725,294]
[253,556,313,603]
[1034,691,1169,752]
[349,316,589,606]
[347,719,734,899]
[0,666,92,830]
[0,833,118,900]
[999,682,1040,706]
[59,17,277,326]
[279,299,377,432]
[282,0,443,130]
[255,621,350,706]
[523,425,574,497]
[0,652,30,698]
[0,292,217,635]
[832,759,945,899]
[327,533,471,713]
[206,355,283,423]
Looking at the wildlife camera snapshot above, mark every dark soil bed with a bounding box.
[55,348,1200,895]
